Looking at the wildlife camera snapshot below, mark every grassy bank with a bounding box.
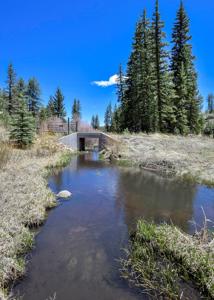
[121,220,214,299]
[108,133,214,187]
[0,133,74,299]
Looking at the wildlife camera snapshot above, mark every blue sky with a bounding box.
[0,0,214,123]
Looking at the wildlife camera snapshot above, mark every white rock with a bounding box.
[57,190,72,198]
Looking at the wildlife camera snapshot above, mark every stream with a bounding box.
[13,152,214,300]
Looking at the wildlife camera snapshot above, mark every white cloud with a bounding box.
[92,74,119,87]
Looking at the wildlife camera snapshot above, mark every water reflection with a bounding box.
[13,152,214,300]
[116,169,197,232]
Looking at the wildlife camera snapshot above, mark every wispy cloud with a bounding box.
[92,74,118,87]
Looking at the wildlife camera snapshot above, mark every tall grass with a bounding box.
[121,220,214,299]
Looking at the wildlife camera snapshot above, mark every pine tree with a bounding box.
[104,103,112,132]
[116,65,126,130]
[53,88,66,118]
[151,0,175,132]
[47,96,55,117]
[123,18,144,132]
[72,99,81,120]
[10,99,35,147]
[94,115,100,130]
[6,63,17,114]
[171,1,200,134]
[174,63,189,134]
[91,115,95,129]
[0,89,10,127]
[14,78,27,107]
[77,100,81,119]
[207,94,214,113]
[139,10,157,133]
[111,104,120,132]
[27,78,41,117]
[117,65,126,104]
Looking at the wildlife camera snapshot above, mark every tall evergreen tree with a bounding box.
[10,99,35,147]
[116,64,126,130]
[138,10,157,133]
[104,103,112,132]
[16,78,26,95]
[207,94,214,113]
[72,99,81,120]
[53,88,66,118]
[27,78,41,117]
[111,104,121,132]
[47,96,55,117]
[91,115,95,129]
[0,89,10,127]
[15,78,27,108]
[117,64,126,104]
[151,0,175,132]
[6,63,17,114]
[174,63,189,134]
[123,18,144,132]
[171,1,200,134]
[94,115,100,130]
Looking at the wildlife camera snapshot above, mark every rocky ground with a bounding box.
[108,133,214,186]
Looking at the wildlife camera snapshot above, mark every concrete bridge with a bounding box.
[59,132,119,151]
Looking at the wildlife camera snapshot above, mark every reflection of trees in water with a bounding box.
[76,153,108,170]
[115,169,197,232]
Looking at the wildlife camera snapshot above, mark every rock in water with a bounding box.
[57,190,72,199]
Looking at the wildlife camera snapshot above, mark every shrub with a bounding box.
[204,121,214,137]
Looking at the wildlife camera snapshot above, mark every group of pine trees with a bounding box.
[104,103,121,132]
[108,0,203,135]
[0,64,82,146]
[91,115,100,130]
[0,64,41,146]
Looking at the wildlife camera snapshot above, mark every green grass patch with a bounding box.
[121,220,214,299]
[115,159,133,167]
[179,172,214,188]
[45,151,75,175]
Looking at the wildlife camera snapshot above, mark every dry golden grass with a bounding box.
[0,142,11,169]
[112,133,214,186]
[0,132,73,299]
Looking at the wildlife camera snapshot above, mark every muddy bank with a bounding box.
[105,133,214,186]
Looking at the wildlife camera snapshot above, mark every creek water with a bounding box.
[13,152,214,300]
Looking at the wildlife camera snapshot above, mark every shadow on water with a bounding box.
[12,152,214,300]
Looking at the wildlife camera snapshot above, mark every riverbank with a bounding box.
[109,133,214,186]
[121,220,214,299]
[0,132,73,299]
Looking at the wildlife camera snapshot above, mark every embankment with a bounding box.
[108,133,214,186]
[0,133,73,299]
